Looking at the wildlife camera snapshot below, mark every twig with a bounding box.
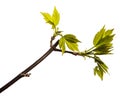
[53,48,80,56]
[0,40,59,93]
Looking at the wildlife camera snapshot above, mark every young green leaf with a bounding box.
[93,56,109,80]
[94,56,108,73]
[93,26,105,46]
[103,29,114,38]
[93,26,114,46]
[94,66,98,75]
[59,34,80,54]
[40,12,53,25]
[94,43,113,55]
[41,7,60,29]
[52,7,60,26]
[93,26,114,55]
[65,41,79,51]
[64,34,80,43]
[94,66,103,80]
[64,34,80,52]
[97,32,114,47]
[59,37,65,54]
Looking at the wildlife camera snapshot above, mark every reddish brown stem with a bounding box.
[0,40,59,93]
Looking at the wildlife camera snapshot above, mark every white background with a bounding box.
[0,0,120,101]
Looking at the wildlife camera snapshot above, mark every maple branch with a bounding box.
[0,40,59,93]
[53,48,93,57]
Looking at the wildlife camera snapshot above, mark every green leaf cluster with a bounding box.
[94,56,108,80]
[41,7,115,80]
[41,7,60,28]
[93,26,115,55]
[59,34,80,54]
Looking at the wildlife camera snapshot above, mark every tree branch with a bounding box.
[0,40,59,93]
[53,48,80,55]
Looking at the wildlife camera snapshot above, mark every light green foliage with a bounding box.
[52,7,60,26]
[91,26,114,79]
[93,26,115,55]
[40,12,53,25]
[94,56,108,80]
[64,34,80,43]
[93,26,114,46]
[59,37,66,54]
[93,26,106,46]
[94,66,103,80]
[59,34,80,54]
[41,7,115,80]
[41,7,60,28]
[41,7,80,54]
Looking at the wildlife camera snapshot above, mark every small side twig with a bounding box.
[53,48,80,56]
[20,73,31,77]
[50,36,55,47]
